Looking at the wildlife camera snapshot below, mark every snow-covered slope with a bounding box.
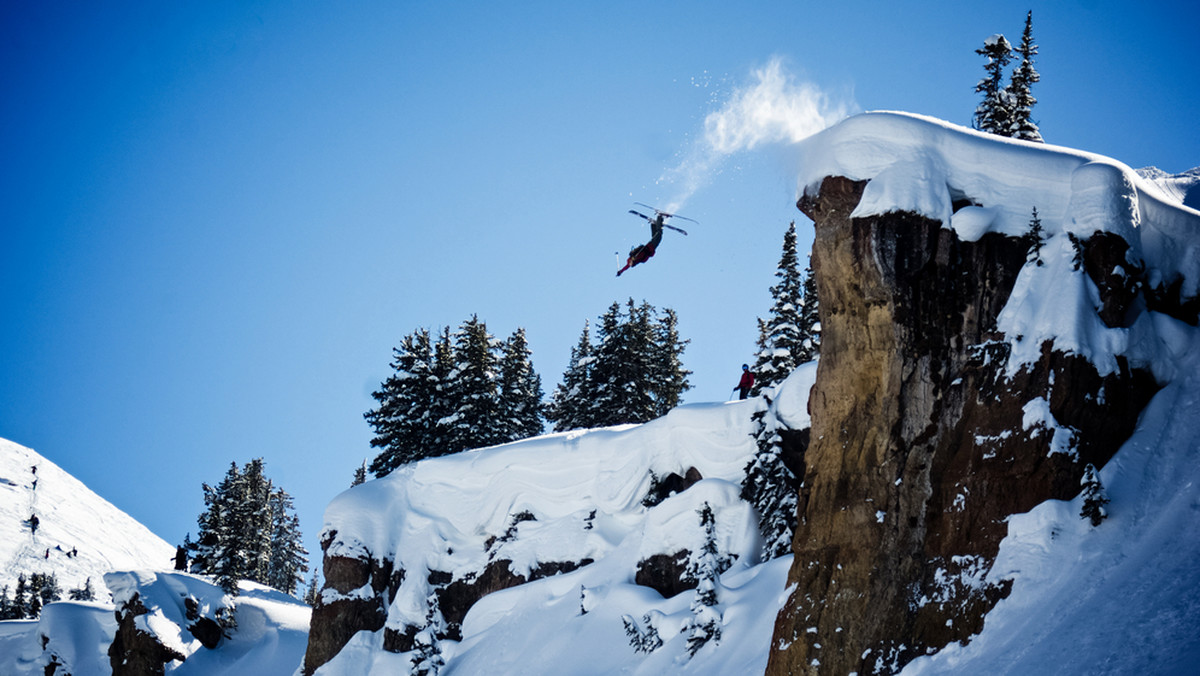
[314,364,818,675]
[0,437,176,594]
[0,572,311,676]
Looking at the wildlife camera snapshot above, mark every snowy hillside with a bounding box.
[0,437,177,594]
[312,364,818,675]
[0,572,311,676]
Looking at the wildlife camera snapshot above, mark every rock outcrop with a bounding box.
[764,176,1161,675]
[108,593,186,676]
[302,538,401,675]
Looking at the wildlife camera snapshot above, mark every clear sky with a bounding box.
[2,0,1197,575]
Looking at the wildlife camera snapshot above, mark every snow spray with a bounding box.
[657,57,856,212]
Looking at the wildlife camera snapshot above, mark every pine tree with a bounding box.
[0,585,12,620]
[683,503,725,658]
[753,222,808,395]
[366,328,444,477]
[742,394,801,560]
[68,577,96,602]
[303,570,322,607]
[188,459,307,595]
[1080,463,1110,527]
[190,462,241,593]
[797,256,821,362]
[234,459,274,588]
[550,302,690,431]
[351,460,368,487]
[622,612,664,654]
[13,575,29,619]
[1025,206,1046,266]
[974,34,1014,135]
[268,488,309,595]
[650,307,692,417]
[546,321,596,432]
[1007,11,1043,142]
[498,327,545,442]
[588,301,657,426]
[443,316,506,452]
[410,591,447,676]
[33,573,60,610]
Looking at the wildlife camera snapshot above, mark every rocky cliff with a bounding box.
[764,167,1178,674]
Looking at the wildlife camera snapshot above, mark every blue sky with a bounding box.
[2,0,1197,575]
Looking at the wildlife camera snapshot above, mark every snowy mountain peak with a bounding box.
[0,437,176,595]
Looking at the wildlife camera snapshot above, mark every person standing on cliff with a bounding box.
[734,364,755,400]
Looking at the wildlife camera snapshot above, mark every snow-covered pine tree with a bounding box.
[233,458,274,588]
[351,460,367,487]
[621,612,664,654]
[443,315,506,453]
[410,591,447,676]
[973,33,1015,135]
[753,222,806,395]
[430,327,456,448]
[741,395,800,560]
[12,576,29,619]
[797,255,821,363]
[0,585,13,620]
[546,320,595,432]
[189,459,307,595]
[588,300,657,427]
[366,328,444,477]
[68,577,96,602]
[1080,463,1110,527]
[190,462,241,593]
[1007,11,1043,142]
[650,306,692,418]
[303,570,321,607]
[498,327,545,442]
[585,302,628,427]
[683,503,725,658]
[268,487,308,595]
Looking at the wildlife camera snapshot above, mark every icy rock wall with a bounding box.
[765,176,1160,676]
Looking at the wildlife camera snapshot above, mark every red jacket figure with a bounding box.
[736,364,755,400]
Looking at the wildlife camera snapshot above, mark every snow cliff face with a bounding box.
[765,113,1199,676]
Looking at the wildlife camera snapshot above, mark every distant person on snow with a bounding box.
[734,364,755,400]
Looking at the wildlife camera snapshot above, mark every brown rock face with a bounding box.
[764,177,1159,675]
[302,536,403,676]
[108,593,186,676]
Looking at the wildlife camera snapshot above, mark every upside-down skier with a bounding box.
[617,204,694,277]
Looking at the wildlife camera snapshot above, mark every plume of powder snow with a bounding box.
[659,57,855,212]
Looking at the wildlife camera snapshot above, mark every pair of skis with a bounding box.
[628,202,696,235]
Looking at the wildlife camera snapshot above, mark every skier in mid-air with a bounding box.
[617,204,694,277]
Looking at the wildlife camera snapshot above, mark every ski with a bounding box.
[628,210,687,235]
[634,202,699,224]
